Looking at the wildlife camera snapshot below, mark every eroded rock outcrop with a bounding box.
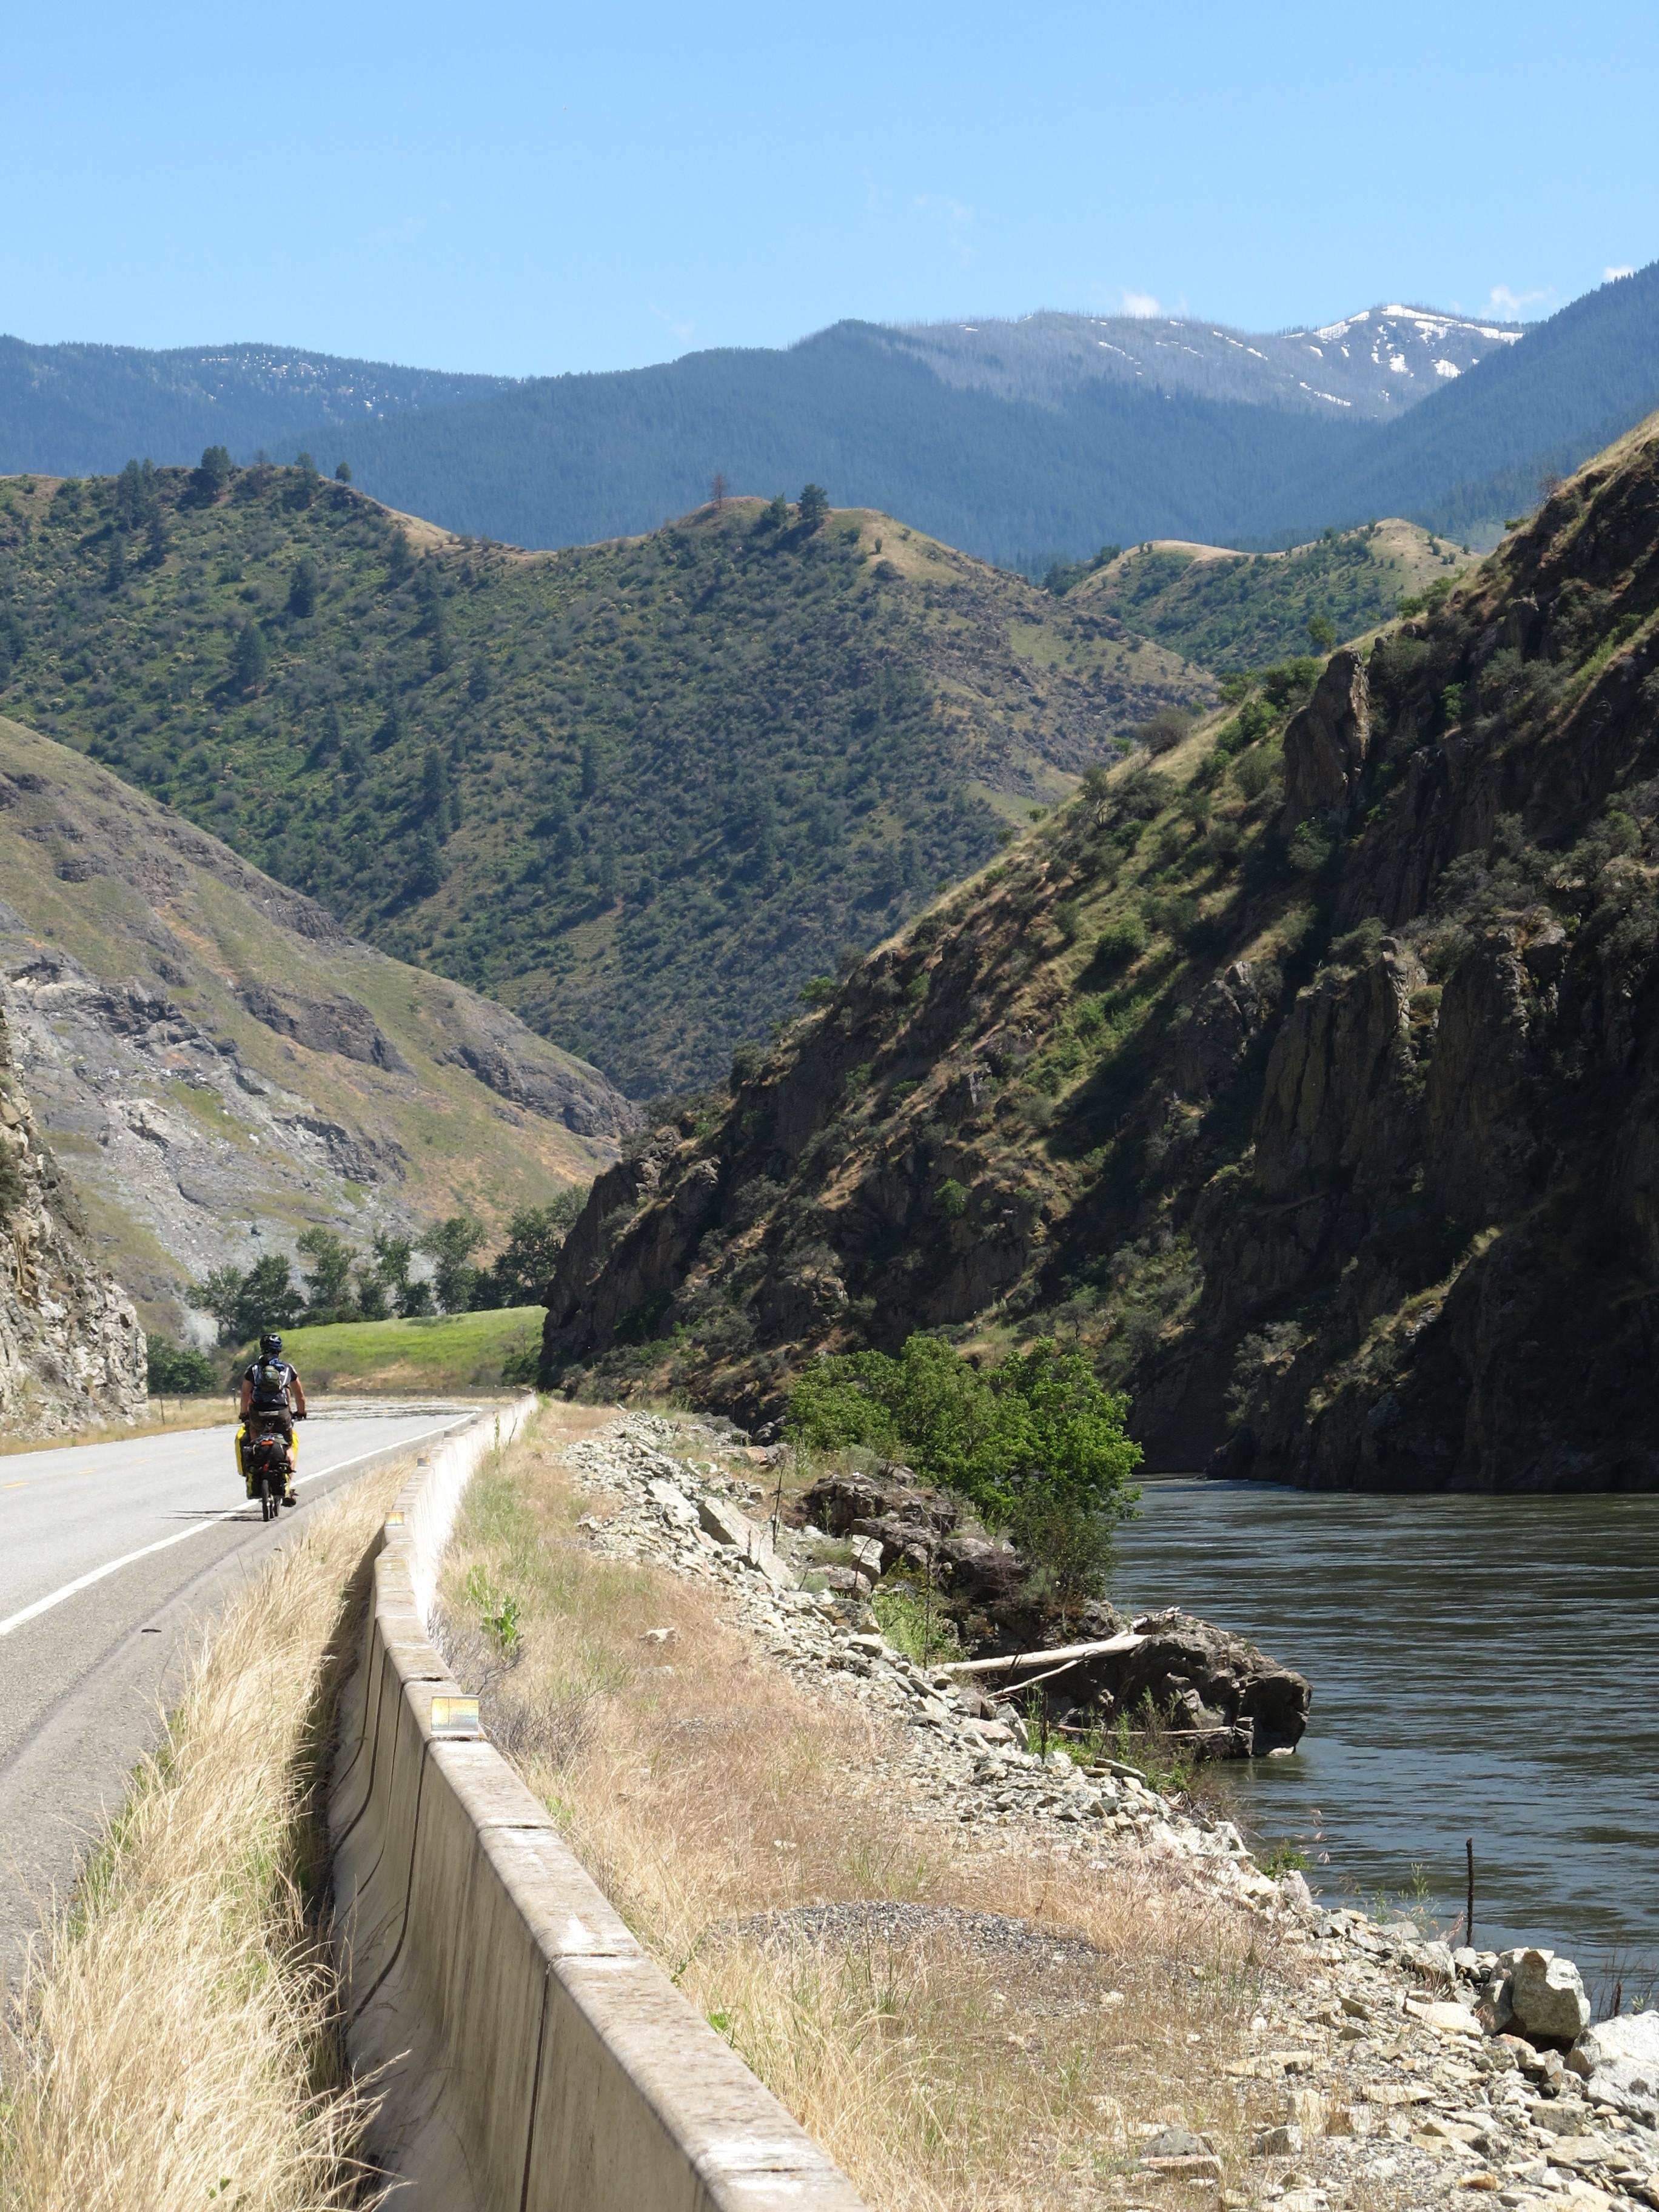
[1,1010,146,1435]
[1281,648,1370,828]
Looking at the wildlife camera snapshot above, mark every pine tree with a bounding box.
[232,622,267,692]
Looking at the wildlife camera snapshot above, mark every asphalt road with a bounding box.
[0,1404,474,1983]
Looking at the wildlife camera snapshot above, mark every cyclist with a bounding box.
[240,1332,307,1506]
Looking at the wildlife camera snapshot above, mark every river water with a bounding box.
[1110,1478,1659,1992]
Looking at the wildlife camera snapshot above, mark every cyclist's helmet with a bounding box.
[260,1332,284,1356]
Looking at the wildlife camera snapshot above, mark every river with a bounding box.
[1110,1477,1659,1997]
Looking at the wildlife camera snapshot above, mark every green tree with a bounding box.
[189,1252,302,1347]
[411,826,446,897]
[797,483,829,532]
[369,1230,421,1317]
[1306,612,1337,651]
[467,654,490,704]
[471,1193,586,1307]
[334,460,352,482]
[193,445,232,500]
[147,1340,219,1395]
[374,695,404,752]
[297,1225,355,1317]
[232,621,267,693]
[287,554,320,618]
[187,1264,246,1344]
[421,745,453,839]
[417,1213,486,1313]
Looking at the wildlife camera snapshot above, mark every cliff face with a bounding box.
[543,415,1659,1493]
[1,1010,146,1435]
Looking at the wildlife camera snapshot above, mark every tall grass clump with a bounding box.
[0,1476,400,2211]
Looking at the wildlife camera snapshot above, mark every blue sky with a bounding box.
[5,0,1655,376]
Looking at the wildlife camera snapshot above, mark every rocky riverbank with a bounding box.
[559,1409,1659,2211]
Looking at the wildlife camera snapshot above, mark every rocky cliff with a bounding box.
[542,413,1659,1493]
[1,1006,145,1434]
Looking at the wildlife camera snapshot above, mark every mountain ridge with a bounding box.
[5,269,1655,565]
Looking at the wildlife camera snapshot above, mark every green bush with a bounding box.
[1287,819,1333,873]
[146,1339,220,1395]
[1094,913,1148,968]
[785,1334,1142,1546]
[935,1178,970,1218]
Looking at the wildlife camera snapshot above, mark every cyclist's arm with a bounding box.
[290,1370,308,1418]
[239,1375,252,1418]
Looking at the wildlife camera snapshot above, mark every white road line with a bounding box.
[0,1430,449,1639]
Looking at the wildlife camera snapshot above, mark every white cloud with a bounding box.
[1121,289,1161,318]
[1487,282,1553,318]
[1605,264,1635,281]
[648,303,696,344]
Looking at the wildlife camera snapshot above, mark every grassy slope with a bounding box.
[276,1307,542,1393]
[1076,519,1483,670]
[0,714,620,1333]
[0,468,1208,1096]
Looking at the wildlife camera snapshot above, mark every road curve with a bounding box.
[0,1404,474,1982]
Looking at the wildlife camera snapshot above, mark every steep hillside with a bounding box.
[541,413,1659,1493]
[1079,519,1481,671]
[0,466,1207,1096]
[0,716,631,1340]
[1,1002,146,1435]
[0,335,511,478]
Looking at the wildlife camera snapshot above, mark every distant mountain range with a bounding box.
[4,265,1657,565]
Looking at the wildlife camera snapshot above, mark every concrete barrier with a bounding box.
[330,1397,867,2212]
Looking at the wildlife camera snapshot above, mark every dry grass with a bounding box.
[0,1398,234,1458]
[0,1469,404,2211]
[438,1407,1310,2210]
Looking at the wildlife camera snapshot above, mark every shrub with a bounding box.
[146,1340,220,1395]
[1137,708,1192,757]
[1287,820,1333,874]
[786,1335,1142,1540]
[936,1178,969,1218]
[1094,913,1148,969]
[1232,745,1279,801]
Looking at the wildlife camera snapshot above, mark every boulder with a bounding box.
[697,1493,760,1549]
[1067,1614,1310,1757]
[647,1476,699,1529]
[848,1534,884,1577]
[1567,2011,1659,2128]
[1510,1949,1590,2043]
[801,1466,960,1538]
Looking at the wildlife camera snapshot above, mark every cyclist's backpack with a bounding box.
[249,1356,292,1413]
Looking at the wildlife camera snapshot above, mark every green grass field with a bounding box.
[273,1307,544,1394]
